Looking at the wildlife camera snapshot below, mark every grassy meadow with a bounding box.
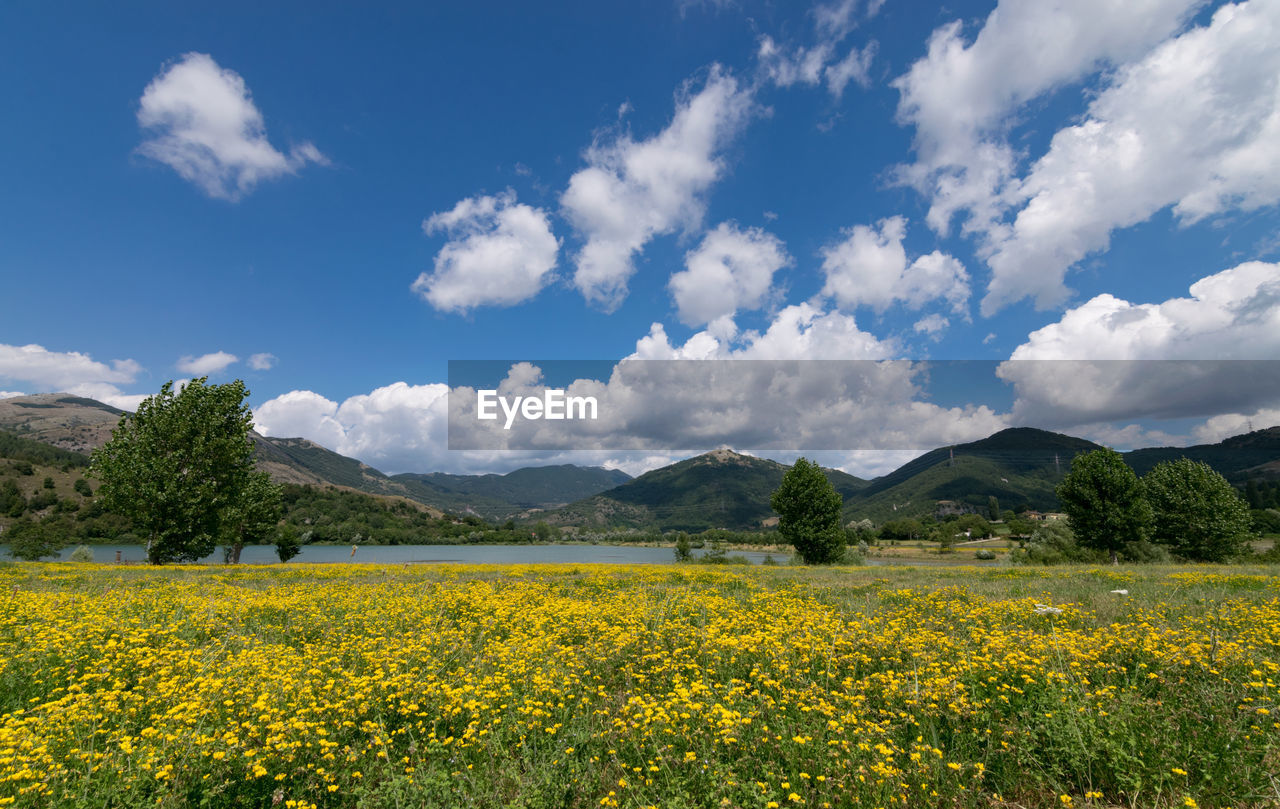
[0,562,1277,808]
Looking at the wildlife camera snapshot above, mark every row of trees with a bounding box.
[1057,448,1252,563]
[770,449,1261,566]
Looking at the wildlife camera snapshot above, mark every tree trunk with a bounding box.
[1110,548,1118,565]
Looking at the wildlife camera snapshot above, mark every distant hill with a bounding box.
[393,465,631,520]
[0,394,125,453]
[0,394,631,521]
[1123,427,1280,480]
[845,428,1105,521]
[540,449,868,532]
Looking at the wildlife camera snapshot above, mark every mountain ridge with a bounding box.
[3,393,1276,531]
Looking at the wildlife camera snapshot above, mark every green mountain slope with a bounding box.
[541,449,868,532]
[1124,427,1280,480]
[0,394,630,521]
[845,428,1105,521]
[393,465,631,515]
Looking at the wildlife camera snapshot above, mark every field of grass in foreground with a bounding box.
[0,564,1277,809]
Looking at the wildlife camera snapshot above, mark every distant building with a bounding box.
[1025,511,1067,522]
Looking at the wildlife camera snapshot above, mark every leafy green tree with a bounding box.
[222,471,283,564]
[1252,509,1280,537]
[90,378,276,565]
[73,478,93,497]
[1056,448,1152,564]
[1144,459,1251,562]
[673,532,692,562]
[770,457,845,564]
[0,479,24,517]
[4,518,62,561]
[1012,520,1095,565]
[953,513,993,539]
[878,518,924,542]
[69,545,95,563]
[274,524,303,563]
[988,495,1000,521]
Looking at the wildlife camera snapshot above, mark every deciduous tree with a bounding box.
[90,378,280,565]
[1144,458,1251,562]
[770,458,845,564]
[1056,448,1152,564]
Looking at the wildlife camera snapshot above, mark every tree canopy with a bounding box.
[770,457,845,564]
[90,378,280,565]
[1056,448,1152,564]
[1144,458,1251,562]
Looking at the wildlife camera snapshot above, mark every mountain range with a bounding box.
[0,394,629,521]
[2,393,1277,531]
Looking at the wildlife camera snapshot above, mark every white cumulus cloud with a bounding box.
[0,343,145,410]
[820,216,970,314]
[137,52,326,201]
[1000,260,1280,427]
[668,222,790,327]
[176,351,238,375]
[757,0,878,98]
[913,313,948,337]
[893,0,1201,241]
[247,353,277,371]
[982,0,1280,313]
[412,189,560,312]
[255,382,451,475]
[561,67,756,310]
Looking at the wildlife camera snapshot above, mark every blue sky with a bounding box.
[2,0,1278,476]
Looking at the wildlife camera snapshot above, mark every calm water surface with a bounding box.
[24,543,787,566]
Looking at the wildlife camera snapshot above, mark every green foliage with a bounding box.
[41,476,54,490]
[89,378,266,565]
[975,549,997,560]
[4,517,62,560]
[1005,516,1036,537]
[547,451,865,532]
[68,545,95,563]
[673,532,692,562]
[1251,508,1280,536]
[1012,521,1097,565]
[73,478,92,497]
[988,495,1000,520]
[0,429,89,468]
[878,518,923,541]
[274,524,303,563]
[1143,458,1252,562]
[771,457,845,564]
[26,489,56,511]
[220,471,283,564]
[846,518,875,544]
[0,479,24,518]
[951,513,994,539]
[1056,449,1152,563]
[279,484,482,544]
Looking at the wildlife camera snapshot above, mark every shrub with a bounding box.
[68,545,95,563]
[673,532,692,563]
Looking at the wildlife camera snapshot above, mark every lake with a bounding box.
[17,543,788,566]
[7,543,1001,567]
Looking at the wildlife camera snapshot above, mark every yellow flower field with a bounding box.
[0,563,1277,808]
